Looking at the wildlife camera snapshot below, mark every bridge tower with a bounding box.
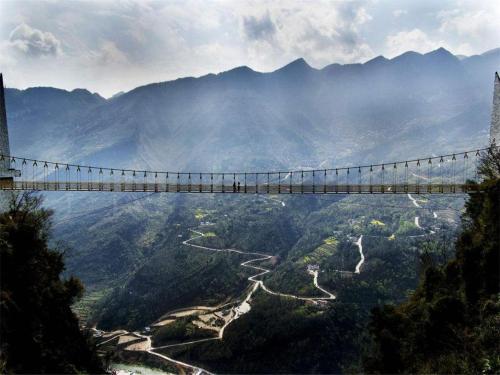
[491,72,500,144]
[0,74,20,184]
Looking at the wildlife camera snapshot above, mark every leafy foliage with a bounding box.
[0,193,103,373]
[364,149,500,374]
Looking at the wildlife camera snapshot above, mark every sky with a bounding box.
[0,0,499,97]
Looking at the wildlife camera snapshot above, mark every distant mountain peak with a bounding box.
[275,58,313,74]
[425,47,454,57]
[365,55,388,65]
[71,88,105,101]
[220,65,256,76]
[391,50,422,60]
[424,47,459,65]
[71,88,91,95]
[481,47,500,57]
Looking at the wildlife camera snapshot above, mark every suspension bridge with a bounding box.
[0,73,499,195]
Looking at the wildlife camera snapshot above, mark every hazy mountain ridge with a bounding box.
[5,47,499,173]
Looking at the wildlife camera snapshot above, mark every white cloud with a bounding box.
[235,1,375,68]
[0,0,498,97]
[385,28,445,57]
[437,5,500,55]
[92,40,129,66]
[392,9,407,17]
[9,23,61,57]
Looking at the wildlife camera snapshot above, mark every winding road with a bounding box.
[108,193,443,373]
[354,235,364,274]
[108,229,337,373]
[183,230,336,302]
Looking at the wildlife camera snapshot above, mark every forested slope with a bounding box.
[365,148,500,374]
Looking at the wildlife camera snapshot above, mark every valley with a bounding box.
[88,192,462,373]
[1,1,499,372]
[3,46,495,374]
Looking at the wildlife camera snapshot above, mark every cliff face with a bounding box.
[491,72,500,143]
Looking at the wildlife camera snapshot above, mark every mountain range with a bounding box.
[3,48,498,373]
[5,47,499,173]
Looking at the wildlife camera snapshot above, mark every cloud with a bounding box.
[385,28,444,57]
[9,23,61,57]
[438,8,498,36]
[436,6,500,54]
[237,1,374,67]
[1,0,498,97]
[242,12,276,42]
[92,40,129,65]
[392,9,407,17]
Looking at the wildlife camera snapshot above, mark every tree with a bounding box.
[364,147,500,374]
[0,192,103,373]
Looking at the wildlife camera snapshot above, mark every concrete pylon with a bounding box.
[491,72,500,145]
[0,73,11,173]
[0,73,20,181]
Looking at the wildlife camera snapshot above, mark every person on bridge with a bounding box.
[238,181,241,192]
[233,181,236,192]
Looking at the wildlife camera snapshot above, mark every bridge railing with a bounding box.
[0,145,497,193]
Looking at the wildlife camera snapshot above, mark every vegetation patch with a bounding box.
[194,208,208,220]
[152,317,216,347]
[299,236,338,265]
[396,220,419,235]
[370,219,385,226]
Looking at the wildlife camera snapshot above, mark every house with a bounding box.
[307,264,319,272]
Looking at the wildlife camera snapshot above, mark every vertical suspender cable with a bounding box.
[312,170,315,194]
[301,171,304,194]
[404,161,408,193]
[427,158,432,193]
[463,153,469,192]
[439,156,444,193]
[346,168,350,194]
[451,154,456,193]
[324,169,327,194]
[381,164,385,193]
[369,165,373,193]
[22,159,27,190]
[392,163,397,193]
[54,163,59,190]
[416,160,420,194]
[335,169,338,193]
[43,162,48,190]
[65,164,70,190]
[358,167,362,193]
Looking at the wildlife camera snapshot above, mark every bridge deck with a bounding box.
[0,181,480,194]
